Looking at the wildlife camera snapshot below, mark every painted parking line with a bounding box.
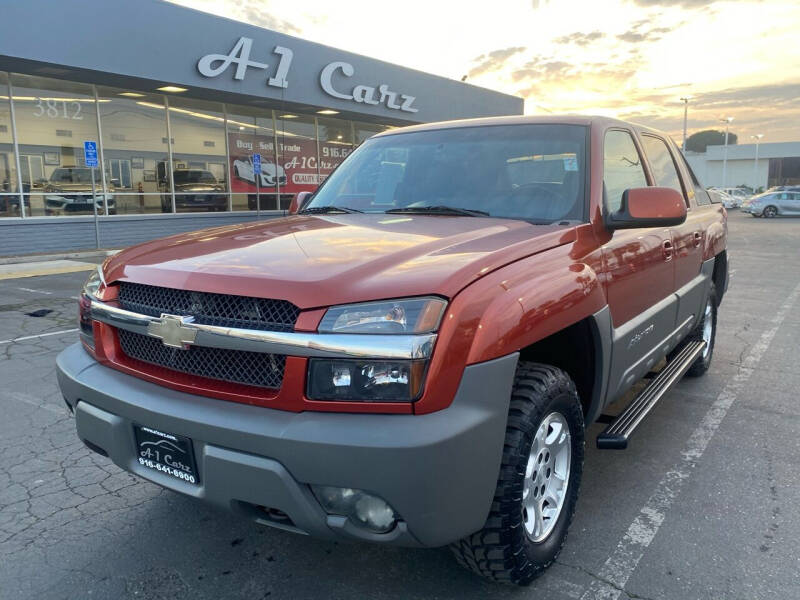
[17,287,55,295]
[580,279,800,600]
[4,390,66,415]
[0,328,79,345]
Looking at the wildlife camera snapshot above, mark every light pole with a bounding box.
[680,97,691,152]
[750,134,763,192]
[720,117,733,188]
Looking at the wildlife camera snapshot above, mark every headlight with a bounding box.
[308,358,427,402]
[310,297,446,402]
[318,297,446,334]
[82,267,104,299]
[78,267,105,349]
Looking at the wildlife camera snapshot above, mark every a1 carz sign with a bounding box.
[198,37,418,114]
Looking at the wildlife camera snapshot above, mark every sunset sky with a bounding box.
[169,0,800,144]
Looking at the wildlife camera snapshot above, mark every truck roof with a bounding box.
[374,114,665,139]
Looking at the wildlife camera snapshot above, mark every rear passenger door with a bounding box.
[789,193,800,215]
[778,192,800,214]
[639,135,708,335]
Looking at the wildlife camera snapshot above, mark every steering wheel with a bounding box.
[506,183,569,220]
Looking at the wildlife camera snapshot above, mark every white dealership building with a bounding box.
[0,0,521,256]
[685,141,800,191]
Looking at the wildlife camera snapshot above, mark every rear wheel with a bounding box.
[450,363,584,585]
[671,283,717,377]
[763,205,778,218]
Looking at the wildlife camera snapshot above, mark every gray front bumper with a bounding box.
[56,343,517,547]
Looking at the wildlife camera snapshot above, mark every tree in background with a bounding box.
[686,130,738,153]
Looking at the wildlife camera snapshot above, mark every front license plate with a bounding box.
[133,425,199,485]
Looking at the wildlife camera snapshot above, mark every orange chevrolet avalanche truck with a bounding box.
[57,116,728,585]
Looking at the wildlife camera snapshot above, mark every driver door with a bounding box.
[600,129,677,403]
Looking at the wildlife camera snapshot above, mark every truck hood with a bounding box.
[104,214,576,309]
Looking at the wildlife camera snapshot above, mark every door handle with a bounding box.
[693,232,703,248]
[662,240,673,261]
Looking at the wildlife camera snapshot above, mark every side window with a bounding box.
[674,148,711,206]
[641,135,685,198]
[603,130,647,212]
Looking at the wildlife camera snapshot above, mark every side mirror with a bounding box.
[288,190,313,215]
[606,187,687,230]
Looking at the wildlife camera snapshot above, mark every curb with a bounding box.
[0,249,120,266]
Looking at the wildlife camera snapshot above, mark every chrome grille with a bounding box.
[118,329,285,389]
[118,282,299,332]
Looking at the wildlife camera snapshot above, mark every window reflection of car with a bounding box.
[233,156,287,187]
[161,169,227,212]
[44,167,116,215]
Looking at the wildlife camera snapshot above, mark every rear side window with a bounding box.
[604,130,647,212]
[641,135,685,199]
[674,150,711,206]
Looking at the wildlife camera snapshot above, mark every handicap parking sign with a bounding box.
[84,141,98,167]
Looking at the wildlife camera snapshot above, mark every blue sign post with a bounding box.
[83,141,98,167]
[253,154,261,217]
[84,141,100,247]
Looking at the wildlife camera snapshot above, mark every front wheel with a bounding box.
[450,363,584,585]
[763,205,778,218]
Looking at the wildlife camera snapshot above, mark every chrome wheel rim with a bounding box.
[701,299,713,359]
[522,411,571,542]
[765,206,776,217]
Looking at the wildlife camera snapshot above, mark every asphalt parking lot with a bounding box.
[1,210,799,600]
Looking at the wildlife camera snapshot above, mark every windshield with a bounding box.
[306,124,588,223]
[173,170,216,184]
[50,167,100,183]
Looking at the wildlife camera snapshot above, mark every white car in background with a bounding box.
[709,186,750,207]
[233,156,287,187]
[708,189,738,209]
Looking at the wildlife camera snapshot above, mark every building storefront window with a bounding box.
[167,97,227,213]
[226,107,278,211]
[275,113,318,208]
[354,121,391,145]
[0,71,402,220]
[0,72,16,217]
[96,86,170,215]
[317,116,354,185]
[10,74,103,217]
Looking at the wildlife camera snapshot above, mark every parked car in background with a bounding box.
[708,189,738,209]
[233,156,287,187]
[160,169,227,212]
[744,190,800,217]
[709,186,749,206]
[765,185,800,193]
[44,167,116,215]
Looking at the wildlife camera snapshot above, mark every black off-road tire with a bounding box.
[450,363,584,586]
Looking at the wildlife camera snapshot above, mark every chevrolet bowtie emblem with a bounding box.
[146,314,197,349]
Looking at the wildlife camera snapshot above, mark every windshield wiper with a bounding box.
[299,205,363,214]
[384,205,490,217]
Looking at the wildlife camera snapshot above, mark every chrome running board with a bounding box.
[597,340,707,450]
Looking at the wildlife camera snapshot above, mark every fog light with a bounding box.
[311,485,398,533]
